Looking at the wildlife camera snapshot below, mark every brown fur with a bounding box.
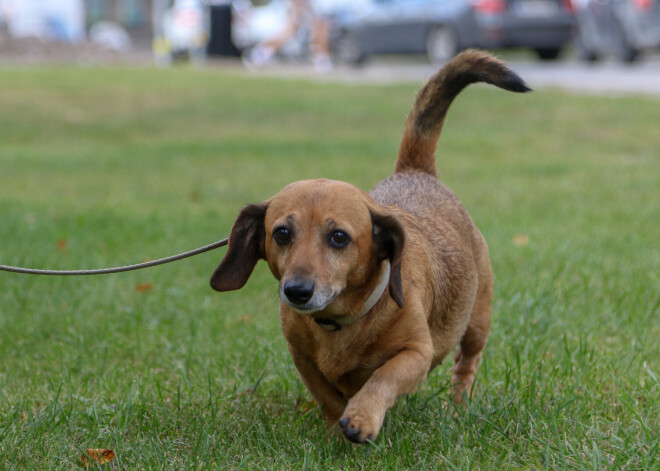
[211,50,530,443]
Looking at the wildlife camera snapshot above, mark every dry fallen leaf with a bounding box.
[135,282,154,293]
[56,238,68,252]
[297,399,317,413]
[81,449,115,467]
[234,389,253,402]
[513,234,530,246]
[230,314,252,327]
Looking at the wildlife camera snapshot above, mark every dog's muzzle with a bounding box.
[280,277,338,314]
[279,261,391,331]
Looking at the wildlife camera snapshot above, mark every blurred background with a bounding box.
[0,0,659,91]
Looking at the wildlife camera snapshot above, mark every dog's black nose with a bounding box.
[283,279,315,305]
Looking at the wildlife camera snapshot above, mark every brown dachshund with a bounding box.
[211,50,530,443]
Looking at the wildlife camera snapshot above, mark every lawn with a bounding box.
[0,64,658,470]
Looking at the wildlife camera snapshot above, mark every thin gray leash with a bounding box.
[0,238,228,276]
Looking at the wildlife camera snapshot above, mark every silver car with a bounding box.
[333,0,575,64]
[574,0,660,62]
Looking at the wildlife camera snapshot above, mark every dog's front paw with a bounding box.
[338,410,380,444]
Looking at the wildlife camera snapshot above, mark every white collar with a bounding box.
[314,262,390,331]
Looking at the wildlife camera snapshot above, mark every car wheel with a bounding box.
[426,26,459,65]
[534,47,561,60]
[334,32,365,66]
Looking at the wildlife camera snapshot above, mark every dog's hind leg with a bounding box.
[452,265,492,404]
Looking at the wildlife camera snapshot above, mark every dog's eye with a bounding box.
[273,227,292,245]
[328,230,350,248]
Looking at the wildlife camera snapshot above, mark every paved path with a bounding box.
[237,55,660,97]
[511,59,660,96]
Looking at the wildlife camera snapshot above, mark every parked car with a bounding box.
[574,0,660,62]
[333,0,576,64]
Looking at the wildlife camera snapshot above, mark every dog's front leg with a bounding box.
[289,347,348,423]
[339,333,433,443]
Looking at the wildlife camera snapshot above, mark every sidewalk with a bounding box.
[2,32,658,98]
[229,55,660,97]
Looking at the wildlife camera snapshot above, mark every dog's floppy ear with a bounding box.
[370,209,405,308]
[211,203,268,292]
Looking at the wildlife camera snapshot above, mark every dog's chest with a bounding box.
[315,345,381,398]
[307,329,399,397]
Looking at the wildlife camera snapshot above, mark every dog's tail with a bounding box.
[396,49,531,176]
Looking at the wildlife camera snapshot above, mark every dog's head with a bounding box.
[211,179,404,318]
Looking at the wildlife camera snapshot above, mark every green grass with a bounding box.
[0,65,658,470]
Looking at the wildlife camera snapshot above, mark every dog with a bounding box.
[210,50,530,443]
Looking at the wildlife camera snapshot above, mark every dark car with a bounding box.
[574,0,660,62]
[333,0,575,64]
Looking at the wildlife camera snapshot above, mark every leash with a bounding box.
[0,238,228,276]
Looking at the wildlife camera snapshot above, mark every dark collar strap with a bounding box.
[314,318,343,331]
